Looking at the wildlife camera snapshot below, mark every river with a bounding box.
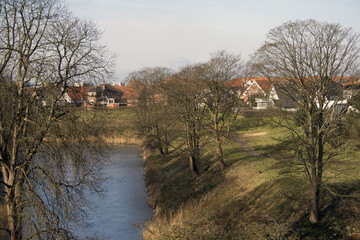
[78,145,153,240]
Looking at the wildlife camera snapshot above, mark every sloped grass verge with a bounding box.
[143,112,360,239]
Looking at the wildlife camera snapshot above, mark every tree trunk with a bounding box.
[7,198,21,240]
[214,116,227,171]
[309,110,324,224]
[4,171,21,240]
[216,138,227,171]
[309,181,321,223]
[164,145,169,155]
[159,147,164,155]
[189,154,199,177]
[164,131,169,155]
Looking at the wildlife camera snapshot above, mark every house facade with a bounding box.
[112,82,139,106]
[267,83,298,111]
[230,77,273,109]
[63,86,89,107]
[267,78,360,112]
[84,84,126,108]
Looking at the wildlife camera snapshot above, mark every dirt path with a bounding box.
[231,134,264,158]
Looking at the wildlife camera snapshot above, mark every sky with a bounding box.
[68,0,360,83]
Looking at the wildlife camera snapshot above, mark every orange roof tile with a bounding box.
[112,85,139,100]
[66,86,89,101]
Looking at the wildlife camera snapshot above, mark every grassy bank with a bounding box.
[142,110,360,240]
[76,106,143,145]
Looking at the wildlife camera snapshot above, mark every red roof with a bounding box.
[66,86,89,101]
[112,85,139,100]
[229,77,284,93]
[254,78,272,94]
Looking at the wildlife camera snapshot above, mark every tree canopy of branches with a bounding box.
[253,19,360,223]
[127,67,174,155]
[200,50,244,170]
[163,65,207,177]
[344,87,360,149]
[0,0,113,239]
[130,51,245,177]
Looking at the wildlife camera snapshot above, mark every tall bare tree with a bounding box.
[163,65,207,177]
[200,50,244,170]
[0,0,113,239]
[128,67,175,155]
[253,19,360,223]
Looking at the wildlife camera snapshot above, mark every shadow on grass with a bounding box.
[255,137,295,159]
[150,149,226,214]
[289,180,360,239]
[218,159,360,239]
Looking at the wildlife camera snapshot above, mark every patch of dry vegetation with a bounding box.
[91,107,144,145]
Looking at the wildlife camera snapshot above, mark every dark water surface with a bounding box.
[78,145,153,240]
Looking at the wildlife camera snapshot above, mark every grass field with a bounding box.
[76,106,143,144]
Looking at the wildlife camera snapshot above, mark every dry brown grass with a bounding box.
[242,132,268,137]
[103,130,143,145]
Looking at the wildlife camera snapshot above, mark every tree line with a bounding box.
[130,19,360,225]
[128,50,245,177]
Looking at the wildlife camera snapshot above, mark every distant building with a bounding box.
[84,84,126,108]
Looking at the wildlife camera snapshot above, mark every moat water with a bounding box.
[77,145,153,240]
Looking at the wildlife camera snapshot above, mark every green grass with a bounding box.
[80,107,142,144]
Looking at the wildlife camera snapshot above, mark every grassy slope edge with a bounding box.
[143,110,360,240]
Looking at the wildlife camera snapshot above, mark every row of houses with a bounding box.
[234,76,360,112]
[60,77,359,111]
[62,83,138,108]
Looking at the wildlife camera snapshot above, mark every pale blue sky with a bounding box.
[68,0,360,82]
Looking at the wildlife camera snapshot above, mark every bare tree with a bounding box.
[128,67,175,155]
[163,65,207,177]
[253,19,360,223]
[0,0,113,239]
[200,50,244,170]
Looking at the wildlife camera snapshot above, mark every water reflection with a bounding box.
[78,145,153,240]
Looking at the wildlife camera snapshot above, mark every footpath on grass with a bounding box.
[231,133,266,158]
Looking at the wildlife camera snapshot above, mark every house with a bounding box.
[112,81,139,106]
[267,77,360,112]
[84,84,126,108]
[85,87,97,107]
[63,86,89,107]
[230,77,274,109]
[267,82,298,111]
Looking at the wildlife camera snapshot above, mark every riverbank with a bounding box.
[141,112,360,240]
[103,132,143,145]
[98,107,144,146]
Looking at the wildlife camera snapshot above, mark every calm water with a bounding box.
[78,145,153,240]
